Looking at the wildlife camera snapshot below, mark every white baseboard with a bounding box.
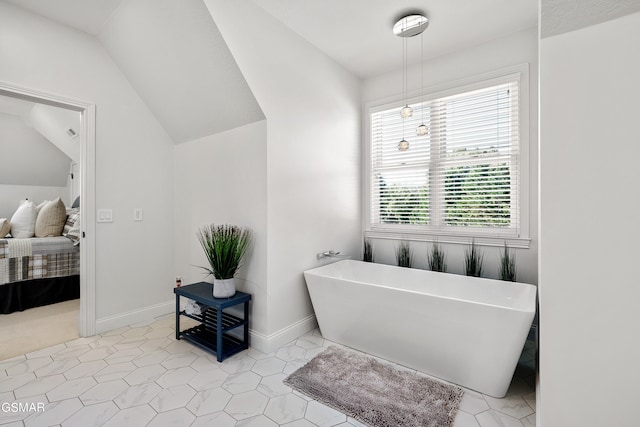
[95,300,174,335]
[250,314,318,354]
[95,302,316,355]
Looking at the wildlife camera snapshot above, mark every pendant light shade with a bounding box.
[401,105,413,118]
[398,139,410,151]
[416,124,428,136]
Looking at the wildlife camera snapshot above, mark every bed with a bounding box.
[0,236,79,314]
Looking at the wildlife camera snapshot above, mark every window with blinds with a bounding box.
[369,75,521,237]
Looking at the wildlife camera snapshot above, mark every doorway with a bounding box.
[0,82,96,345]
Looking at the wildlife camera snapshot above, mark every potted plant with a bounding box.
[427,241,447,272]
[499,242,517,281]
[396,240,412,268]
[363,237,374,263]
[464,240,484,277]
[197,224,252,298]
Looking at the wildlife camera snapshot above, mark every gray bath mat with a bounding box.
[284,345,463,427]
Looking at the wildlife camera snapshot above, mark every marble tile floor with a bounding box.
[0,314,537,427]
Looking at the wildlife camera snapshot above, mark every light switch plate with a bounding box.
[134,208,143,221]
[97,209,113,223]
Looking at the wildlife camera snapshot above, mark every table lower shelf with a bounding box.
[178,323,248,361]
[180,308,246,333]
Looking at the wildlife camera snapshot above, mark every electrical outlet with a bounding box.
[134,208,143,221]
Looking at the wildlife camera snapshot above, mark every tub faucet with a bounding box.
[317,250,350,260]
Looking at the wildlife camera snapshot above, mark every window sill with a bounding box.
[364,229,531,249]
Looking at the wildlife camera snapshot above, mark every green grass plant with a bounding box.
[396,240,412,268]
[464,240,484,277]
[197,224,251,280]
[363,238,374,263]
[499,242,517,281]
[427,241,447,272]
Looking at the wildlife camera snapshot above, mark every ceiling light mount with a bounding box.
[393,14,429,38]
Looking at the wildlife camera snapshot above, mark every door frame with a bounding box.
[0,81,96,336]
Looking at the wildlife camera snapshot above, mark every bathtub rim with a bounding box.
[304,259,537,314]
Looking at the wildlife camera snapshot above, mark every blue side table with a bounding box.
[174,282,251,362]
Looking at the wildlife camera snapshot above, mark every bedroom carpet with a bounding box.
[0,299,79,361]
[284,345,464,427]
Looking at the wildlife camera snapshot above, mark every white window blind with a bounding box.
[370,76,520,237]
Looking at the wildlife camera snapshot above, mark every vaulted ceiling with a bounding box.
[3,0,264,144]
[2,0,540,143]
[4,0,123,35]
[253,0,538,79]
[97,0,264,144]
[0,94,81,164]
[0,97,76,187]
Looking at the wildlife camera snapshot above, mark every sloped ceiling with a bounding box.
[27,104,81,163]
[253,0,538,79]
[0,94,80,164]
[0,111,72,187]
[0,95,34,117]
[98,0,264,144]
[2,0,540,141]
[2,0,264,145]
[4,0,123,35]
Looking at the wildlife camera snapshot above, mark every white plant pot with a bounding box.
[213,278,236,298]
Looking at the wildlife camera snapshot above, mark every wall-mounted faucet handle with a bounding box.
[317,250,348,260]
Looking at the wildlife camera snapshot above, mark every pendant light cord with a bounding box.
[420,31,424,124]
[402,22,407,142]
[402,36,406,138]
[403,35,407,107]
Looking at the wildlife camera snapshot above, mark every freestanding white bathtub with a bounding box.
[304,260,536,398]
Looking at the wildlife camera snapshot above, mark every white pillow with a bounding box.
[10,200,38,238]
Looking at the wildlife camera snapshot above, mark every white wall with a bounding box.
[362,27,539,285]
[0,185,69,220]
[0,3,175,324]
[539,12,640,426]
[174,120,268,335]
[205,0,361,346]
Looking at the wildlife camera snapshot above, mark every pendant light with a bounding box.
[393,14,429,151]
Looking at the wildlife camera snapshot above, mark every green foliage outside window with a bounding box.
[378,147,511,229]
[379,180,429,225]
[444,162,511,227]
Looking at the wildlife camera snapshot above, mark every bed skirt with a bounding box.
[0,275,80,314]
